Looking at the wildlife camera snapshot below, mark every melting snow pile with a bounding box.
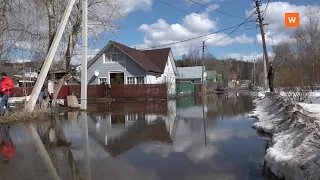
[250,93,320,180]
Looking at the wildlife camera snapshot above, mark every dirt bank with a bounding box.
[250,93,320,180]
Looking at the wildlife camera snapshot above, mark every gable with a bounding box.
[112,41,162,73]
[88,41,176,75]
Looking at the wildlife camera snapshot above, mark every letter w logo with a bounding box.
[288,17,296,23]
[285,13,299,28]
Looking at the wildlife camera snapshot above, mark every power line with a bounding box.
[205,11,256,46]
[203,27,256,59]
[188,0,247,20]
[116,18,256,55]
[156,0,255,26]
[262,0,271,18]
[148,21,254,49]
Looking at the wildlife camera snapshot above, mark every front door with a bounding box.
[110,73,124,85]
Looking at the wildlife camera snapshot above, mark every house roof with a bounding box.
[112,41,163,73]
[0,67,22,77]
[142,48,171,73]
[88,41,172,74]
[177,66,204,79]
[207,70,217,79]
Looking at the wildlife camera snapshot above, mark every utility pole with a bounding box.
[25,0,76,112]
[81,0,88,110]
[82,112,91,180]
[253,59,256,87]
[22,49,27,104]
[254,0,269,89]
[201,41,205,95]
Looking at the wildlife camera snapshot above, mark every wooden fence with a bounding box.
[110,84,167,99]
[10,84,168,99]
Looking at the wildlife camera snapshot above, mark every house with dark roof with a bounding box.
[87,41,178,95]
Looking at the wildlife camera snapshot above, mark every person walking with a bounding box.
[0,72,14,115]
[267,64,275,92]
[36,71,46,107]
[47,74,54,104]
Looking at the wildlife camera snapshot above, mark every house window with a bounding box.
[99,78,107,84]
[136,77,145,84]
[105,53,120,62]
[127,114,137,121]
[127,77,135,84]
[111,53,118,62]
[137,113,145,120]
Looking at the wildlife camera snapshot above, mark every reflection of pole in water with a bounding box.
[26,125,61,180]
[82,112,91,180]
[202,96,207,146]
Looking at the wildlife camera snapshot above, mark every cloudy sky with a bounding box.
[82,0,319,62]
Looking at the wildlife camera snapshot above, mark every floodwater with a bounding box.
[0,92,281,180]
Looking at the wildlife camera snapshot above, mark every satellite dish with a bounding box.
[94,70,99,76]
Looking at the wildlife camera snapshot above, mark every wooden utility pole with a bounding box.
[25,0,76,112]
[201,41,205,95]
[254,0,269,89]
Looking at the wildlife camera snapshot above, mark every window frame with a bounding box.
[98,77,108,84]
[136,76,145,84]
[127,76,135,84]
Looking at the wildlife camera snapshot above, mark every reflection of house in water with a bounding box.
[86,114,172,157]
[106,121,172,157]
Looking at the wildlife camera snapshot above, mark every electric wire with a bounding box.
[188,0,247,20]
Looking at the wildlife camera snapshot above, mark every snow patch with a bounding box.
[251,93,320,180]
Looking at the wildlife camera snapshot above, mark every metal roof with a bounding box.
[177,66,205,79]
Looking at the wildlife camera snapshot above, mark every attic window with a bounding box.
[111,53,118,62]
[105,53,120,63]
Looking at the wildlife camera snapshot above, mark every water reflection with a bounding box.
[0,124,15,163]
[0,94,280,180]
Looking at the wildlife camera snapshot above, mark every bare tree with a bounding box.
[273,7,320,101]
[9,0,126,105]
[294,8,320,91]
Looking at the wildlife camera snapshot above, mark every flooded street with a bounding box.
[1,93,280,180]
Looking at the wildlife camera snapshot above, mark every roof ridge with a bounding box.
[142,47,171,52]
[111,41,163,73]
[110,40,136,51]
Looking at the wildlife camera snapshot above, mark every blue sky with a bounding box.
[86,0,319,62]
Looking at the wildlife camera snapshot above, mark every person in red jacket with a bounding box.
[0,72,14,115]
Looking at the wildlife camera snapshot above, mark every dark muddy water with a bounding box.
[0,92,280,180]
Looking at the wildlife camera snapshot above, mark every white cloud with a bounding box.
[246,2,320,46]
[183,13,217,33]
[138,11,254,56]
[206,4,220,12]
[125,0,153,13]
[223,52,275,61]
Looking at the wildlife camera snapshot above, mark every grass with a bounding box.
[0,108,53,124]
